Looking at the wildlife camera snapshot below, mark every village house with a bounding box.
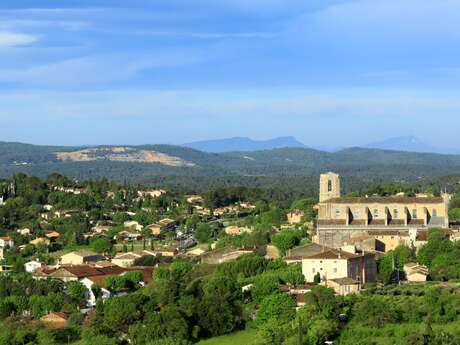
[124,220,143,231]
[117,230,143,241]
[239,202,256,210]
[138,189,166,199]
[224,225,253,236]
[186,195,204,204]
[193,205,211,216]
[17,228,31,236]
[29,237,50,246]
[404,262,429,282]
[111,252,142,267]
[45,231,61,241]
[287,210,305,224]
[145,223,163,236]
[0,236,14,248]
[158,218,177,230]
[32,267,57,280]
[24,260,43,273]
[326,277,361,296]
[60,250,105,265]
[49,265,107,282]
[151,246,178,257]
[301,247,377,285]
[214,205,240,216]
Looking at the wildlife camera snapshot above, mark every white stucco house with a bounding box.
[24,260,43,273]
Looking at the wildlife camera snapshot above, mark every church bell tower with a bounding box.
[319,172,341,202]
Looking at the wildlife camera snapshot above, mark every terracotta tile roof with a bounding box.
[86,275,113,288]
[306,249,360,260]
[34,267,57,276]
[93,261,117,268]
[53,265,104,278]
[329,277,359,285]
[324,196,444,204]
[97,266,127,275]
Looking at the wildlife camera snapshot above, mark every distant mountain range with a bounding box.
[183,136,306,153]
[185,135,459,155]
[365,136,459,155]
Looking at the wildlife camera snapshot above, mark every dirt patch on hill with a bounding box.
[54,147,195,167]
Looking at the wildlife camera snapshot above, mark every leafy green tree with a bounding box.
[256,293,296,326]
[195,223,213,243]
[271,230,303,256]
[353,296,396,327]
[66,281,88,307]
[90,237,112,254]
[417,229,453,267]
[251,274,280,303]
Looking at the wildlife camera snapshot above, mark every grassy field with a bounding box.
[197,329,263,345]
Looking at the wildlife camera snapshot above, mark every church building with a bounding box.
[316,172,450,249]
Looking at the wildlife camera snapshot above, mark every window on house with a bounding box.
[394,209,398,219]
[333,268,337,273]
[432,209,438,217]
[328,180,332,192]
[354,209,360,218]
[413,209,417,219]
[373,209,379,218]
[335,209,341,219]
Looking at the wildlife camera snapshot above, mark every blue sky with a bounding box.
[1,0,460,147]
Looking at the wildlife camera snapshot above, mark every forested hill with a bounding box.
[1,141,460,192]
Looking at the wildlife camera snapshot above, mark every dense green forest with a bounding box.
[1,142,460,193]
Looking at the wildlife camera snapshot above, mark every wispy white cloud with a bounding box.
[0,31,37,46]
[0,48,209,86]
[114,29,276,39]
